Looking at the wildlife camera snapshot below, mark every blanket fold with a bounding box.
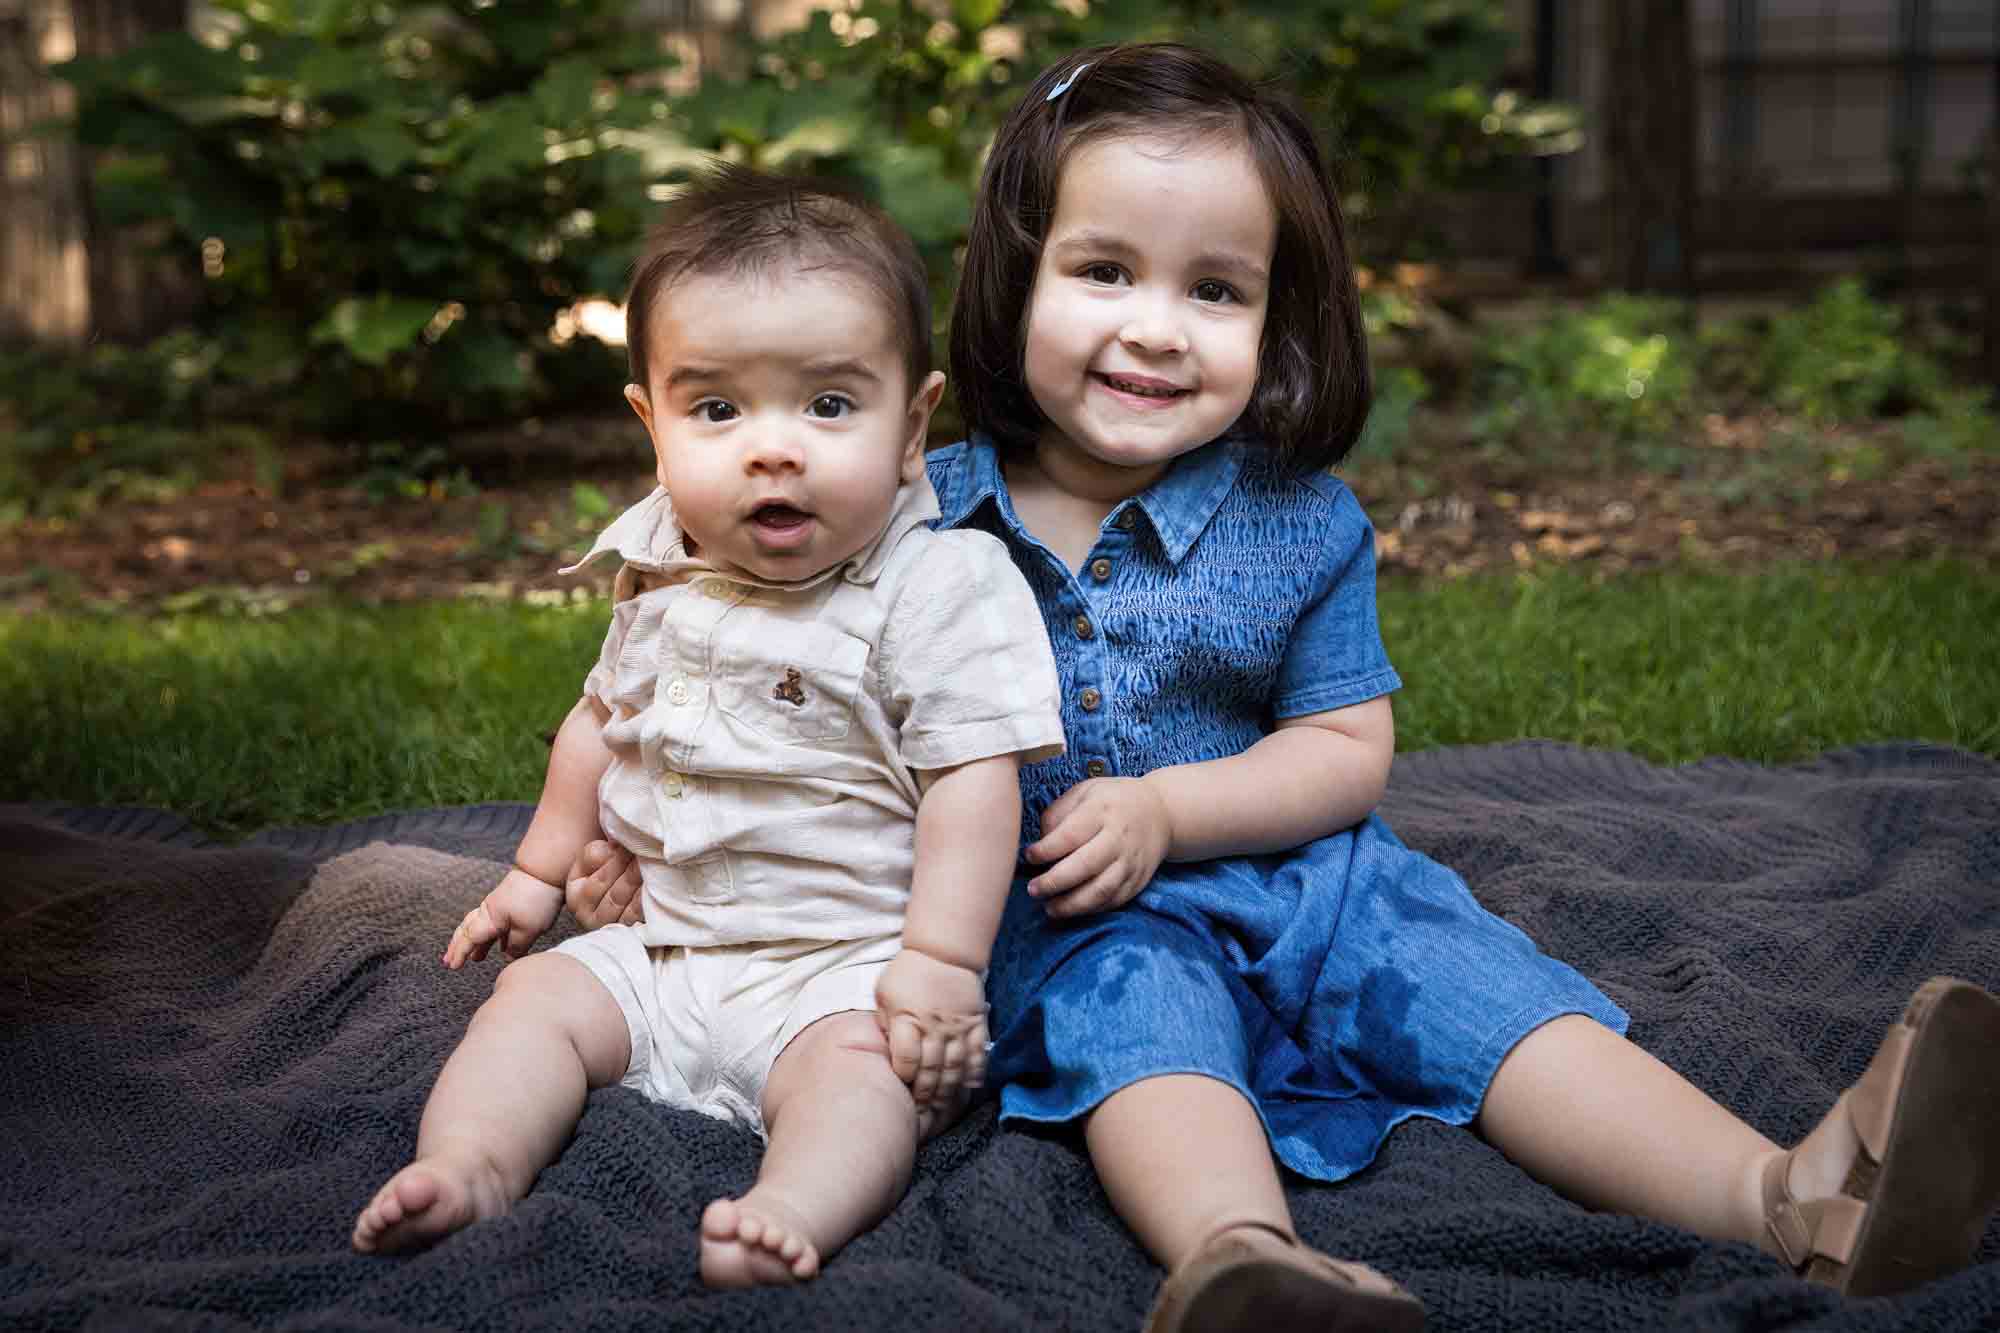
[4,741,1997,1330]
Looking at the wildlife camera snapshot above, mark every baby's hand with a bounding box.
[564,839,643,930]
[1024,776,1170,917]
[443,868,563,968]
[874,948,989,1110]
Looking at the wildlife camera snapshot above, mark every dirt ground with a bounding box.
[4,409,1996,614]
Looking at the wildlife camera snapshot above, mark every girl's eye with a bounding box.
[697,400,737,423]
[808,394,852,420]
[1082,262,1127,286]
[1192,279,1239,304]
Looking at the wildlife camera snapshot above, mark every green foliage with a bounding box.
[1468,294,1698,465]
[1094,0,1577,258]
[1709,277,1951,426]
[57,0,669,435]
[653,0,1566,338]
[1439,278,1997,474]
[51,0,1558,449]
[1352,365,1430,461]
[0,335,271,518]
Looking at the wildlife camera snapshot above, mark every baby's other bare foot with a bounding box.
[699,1193,821,1288]
[352,1153,508,1254]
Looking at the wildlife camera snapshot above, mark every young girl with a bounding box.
[925,41,2000,1331]
[569,43,2000,1329]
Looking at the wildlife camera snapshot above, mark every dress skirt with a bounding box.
[984,813,1629,1182]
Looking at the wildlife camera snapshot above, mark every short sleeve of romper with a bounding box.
[579,566,657,719]
[1270,478,1401,720]
[879,529,1066,773]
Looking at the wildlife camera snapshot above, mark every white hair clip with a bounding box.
[1045,61,1092,102]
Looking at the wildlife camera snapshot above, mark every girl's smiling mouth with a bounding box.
[1095,372,1190,406]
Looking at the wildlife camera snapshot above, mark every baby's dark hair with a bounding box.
[950,43,1370,474]
[625,164,932,396]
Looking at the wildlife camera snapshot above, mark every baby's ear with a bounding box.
[902,371,947,478]
[623,383,654,430]
[625,385,670,487]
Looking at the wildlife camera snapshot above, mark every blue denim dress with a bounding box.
[927,436,1628,1182]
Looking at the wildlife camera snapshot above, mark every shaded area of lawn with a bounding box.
[7,561,1994,836]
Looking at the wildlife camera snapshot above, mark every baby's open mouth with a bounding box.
[1098,373,1187,400]
[751,502,812,528]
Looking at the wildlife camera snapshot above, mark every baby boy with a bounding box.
[351,166,1063,1287]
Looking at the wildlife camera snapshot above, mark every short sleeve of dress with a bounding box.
[880,530,1066,772]
[1271,480,1402,719]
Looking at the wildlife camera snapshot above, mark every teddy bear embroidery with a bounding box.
[773,667,807,707]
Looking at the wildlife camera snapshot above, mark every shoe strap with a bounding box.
[1763,1149,1867,1269]
[1847,1019,1913,1163]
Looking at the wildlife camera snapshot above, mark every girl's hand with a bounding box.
[1024,777,1171,917]
[443,869,563,968]
[564,839,643,929]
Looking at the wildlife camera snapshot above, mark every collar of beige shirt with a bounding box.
[559,476,944,590]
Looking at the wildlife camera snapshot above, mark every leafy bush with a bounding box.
[1094,0,1579,259]
[1469,294,1697,462]
[58,0,673,435]
[1713,277,1946,425]
[667,0,1569,276]
[50,0,1568,452]
[0,335,271,520]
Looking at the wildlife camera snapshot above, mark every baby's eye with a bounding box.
[696,399,738,423]
[807,393,853,420]
[1191,279,1240,304]
[1081,262,1127,286]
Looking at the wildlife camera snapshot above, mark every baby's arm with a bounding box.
[444,697,615,968]
[875,752,1023,1108]
[1026,694,1394,915]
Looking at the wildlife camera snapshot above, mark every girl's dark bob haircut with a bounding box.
[950,42,1370,475]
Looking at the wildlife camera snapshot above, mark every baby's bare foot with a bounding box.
[352,1153,508,1254]
[699,1194,821,1288]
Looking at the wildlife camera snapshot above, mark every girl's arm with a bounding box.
[444,697,615,967]
[1144,693,1394,861]
[1025,694,1394,916]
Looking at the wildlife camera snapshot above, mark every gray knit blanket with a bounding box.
[4,742,1997,1331]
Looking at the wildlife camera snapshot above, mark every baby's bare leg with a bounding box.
[699,1010,922,1288]
[353,952,630,1254]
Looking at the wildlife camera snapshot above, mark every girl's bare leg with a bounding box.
[1477,1014,1833,1253]
[1085,1074,1294,1268]
[698,1010,929,1288]
[352,952,631,1253]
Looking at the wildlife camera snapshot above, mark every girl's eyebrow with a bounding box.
[1048,229,1268,284]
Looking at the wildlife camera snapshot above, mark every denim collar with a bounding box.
[934,434,1242,566]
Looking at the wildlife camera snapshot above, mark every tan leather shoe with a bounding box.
[1143,1222,1424,1332]
[1764,976,2000,1298]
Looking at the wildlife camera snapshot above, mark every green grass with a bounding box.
[5,561,1994,836]
[1380,561,1997,761]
